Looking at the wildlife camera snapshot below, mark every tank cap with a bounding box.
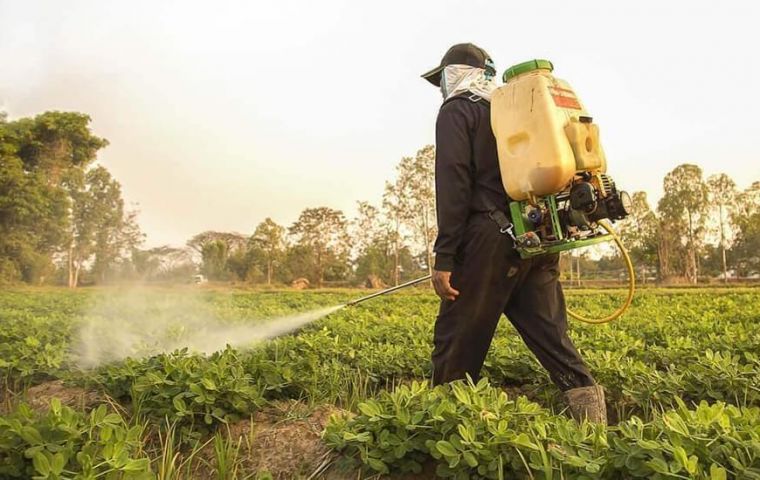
[502,59,554,83]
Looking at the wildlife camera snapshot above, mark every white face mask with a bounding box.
[440,64,497,101]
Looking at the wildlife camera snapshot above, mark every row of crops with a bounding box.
[1,288,760,478]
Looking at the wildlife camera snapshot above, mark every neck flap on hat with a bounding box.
[441,64,497,101]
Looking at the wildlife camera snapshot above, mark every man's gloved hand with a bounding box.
[432,270,460,301]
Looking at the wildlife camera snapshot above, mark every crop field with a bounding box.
[1,287,760,479]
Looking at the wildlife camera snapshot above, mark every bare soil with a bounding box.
[195,400,440,479]
[197,400,345,479]
[25,380,103,413]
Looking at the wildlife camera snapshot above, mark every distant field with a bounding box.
[1,287,760,479]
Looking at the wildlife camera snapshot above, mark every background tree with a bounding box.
[731,181,760,276]
[706,173,737,282]
[352,201,386,284]
[248,218,287,285]
[351,201,417,286]
[353,202,383,255]
[395,145,437,277]
[129,248,161,280]
[88,167,144,283]
[657,164,709,283]
[200,240,229,280]
[66,166,142,286]
[281,244,315,284]
[131,246,195,281]
[618,191,659,282]
[382,181,406,285]
[186,231,247,281]
[0,112,109,284]
[187,231,247,257]
[11,111,108,186]
[225,246,250,282]
[288,207,350,287]
[0,149,68,282]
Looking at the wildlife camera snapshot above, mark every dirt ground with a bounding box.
[195,400,342,479]
[195,400,440,479]
[24,379,103,413]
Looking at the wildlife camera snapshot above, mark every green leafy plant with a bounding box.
[0,398,152,479]
[98,347,266,441]
[325,379,760,479]
[3,288,760,478]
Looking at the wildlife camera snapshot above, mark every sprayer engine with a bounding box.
[564,173,631,228]
[509,173,631,257]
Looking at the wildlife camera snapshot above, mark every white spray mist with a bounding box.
[73,289,343,369]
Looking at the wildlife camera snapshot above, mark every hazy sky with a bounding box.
[2,0,758,247]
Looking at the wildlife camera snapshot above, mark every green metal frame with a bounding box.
[509,195,614,259]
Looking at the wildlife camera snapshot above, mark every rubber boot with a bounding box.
[563,384,607,424]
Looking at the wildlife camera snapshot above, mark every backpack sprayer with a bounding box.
[349,60,635,323]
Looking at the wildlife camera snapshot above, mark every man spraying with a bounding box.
[421,43,606,423]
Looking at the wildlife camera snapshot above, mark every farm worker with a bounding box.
[421,43,606,423]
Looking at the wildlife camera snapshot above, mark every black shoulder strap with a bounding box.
[479,190,515,239]
[442,91,490,107]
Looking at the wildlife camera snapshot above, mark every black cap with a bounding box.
[421,43,495,86]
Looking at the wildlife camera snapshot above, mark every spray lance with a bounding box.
[346,275,433,307]
[346,60,636,323]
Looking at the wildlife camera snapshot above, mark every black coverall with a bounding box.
[431,91,595,391]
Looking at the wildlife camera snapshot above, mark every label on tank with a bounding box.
[548,86,581,110]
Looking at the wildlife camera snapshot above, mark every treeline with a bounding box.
[0,110,437,287]
[136,145,437,288]
[618,165,760,283]
[2,110,758,287]
[173,163,760,287]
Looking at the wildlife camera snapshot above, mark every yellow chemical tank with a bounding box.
[491,59,607,202]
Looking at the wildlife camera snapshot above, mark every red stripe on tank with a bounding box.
[552,94,582,110]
